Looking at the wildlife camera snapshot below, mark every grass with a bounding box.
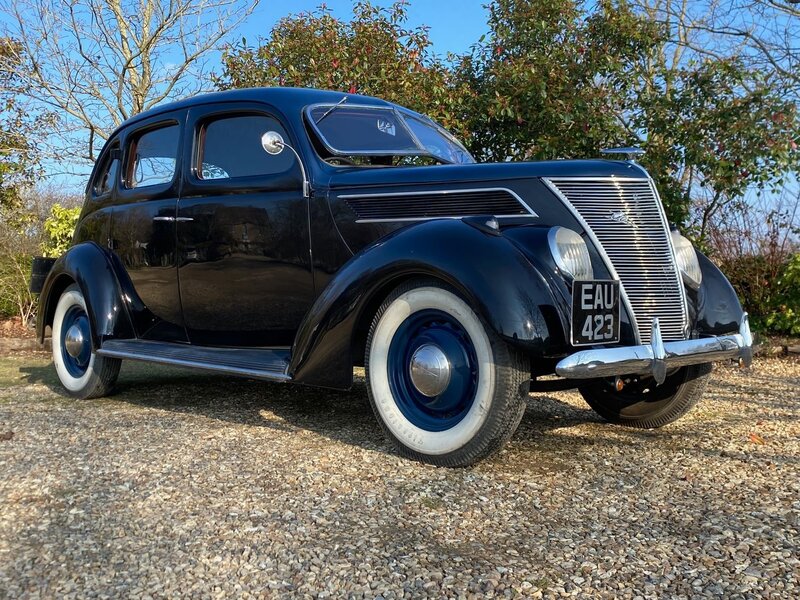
[0,354,53,389]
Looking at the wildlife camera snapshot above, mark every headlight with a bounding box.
[548,227,593,280]
[671,230,702,288]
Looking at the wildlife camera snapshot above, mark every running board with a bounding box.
[97,339,291,381]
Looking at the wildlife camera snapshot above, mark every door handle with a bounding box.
[153,216,194,222]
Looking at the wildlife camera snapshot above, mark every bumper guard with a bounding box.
[556,314,753,385]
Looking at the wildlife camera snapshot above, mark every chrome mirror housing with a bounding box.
[261,131,285,155]
[260,131,310,198]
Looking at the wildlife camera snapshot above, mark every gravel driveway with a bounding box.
[0,353,797,598]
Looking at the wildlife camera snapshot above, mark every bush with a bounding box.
[0,196,81,326]
[706,191,799,336]
[0,221,37,325]
[41,204,81,258]
[762,254,800,335]
[0,255,33,321]
[721,252,800,335]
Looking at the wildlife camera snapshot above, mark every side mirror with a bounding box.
[259,130,311,198]
[261,131,285,155]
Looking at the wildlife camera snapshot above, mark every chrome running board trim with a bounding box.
[97,339,291,381]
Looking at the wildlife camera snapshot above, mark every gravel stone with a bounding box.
[0,354,798,598]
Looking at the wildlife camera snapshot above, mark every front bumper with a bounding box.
[556,314,753,385]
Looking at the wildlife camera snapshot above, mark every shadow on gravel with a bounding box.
[25,360,774,466]
[18,360,613,460]
[20,360,389,451]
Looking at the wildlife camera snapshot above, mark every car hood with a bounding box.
[325,159,649,191]
[322,158,651,269]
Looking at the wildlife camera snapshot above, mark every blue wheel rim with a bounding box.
[60,305,91,378]
[387,309,479,432]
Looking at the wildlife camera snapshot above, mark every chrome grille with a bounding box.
[545,177,688,343]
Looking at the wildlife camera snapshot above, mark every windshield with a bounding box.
[306,104,475,165]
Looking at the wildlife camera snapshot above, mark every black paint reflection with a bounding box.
[177,191,314,347]
[109,199,186,341]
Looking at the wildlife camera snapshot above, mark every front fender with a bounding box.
[36,242,135,347]
[689,251,745,336]
[290,219,568,389]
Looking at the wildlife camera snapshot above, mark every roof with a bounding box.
[121,87,394,130]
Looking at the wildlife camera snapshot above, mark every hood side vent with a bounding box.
[339,188,537,223]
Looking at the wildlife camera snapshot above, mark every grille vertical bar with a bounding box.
[545,177,688,343]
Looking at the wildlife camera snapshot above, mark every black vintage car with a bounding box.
[34,88,752,466]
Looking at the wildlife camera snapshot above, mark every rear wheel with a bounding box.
[52,284,121,399]
[579,363,713,428]
[365,279,529,467]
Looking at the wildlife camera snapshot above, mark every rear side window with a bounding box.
[198,115,293,180]
[92,146,119,197]
[126,124,179,188]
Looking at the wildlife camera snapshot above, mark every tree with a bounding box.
[454,0,663,162]
[635,0,800,99]
[218,1,468,135]
[633,57,798,232]
[624,0,800,233]
[0,0,259,167]
[0,37,40,215]
[459,0,799,232]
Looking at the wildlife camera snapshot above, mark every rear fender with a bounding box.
[37,242,136,347]
[290,219,568,389]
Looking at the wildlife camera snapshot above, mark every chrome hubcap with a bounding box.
[409,344,451,397]
[64,324,86,359]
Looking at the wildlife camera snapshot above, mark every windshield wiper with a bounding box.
[315,96,348,124]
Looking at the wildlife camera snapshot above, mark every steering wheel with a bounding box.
[327,156,357,166]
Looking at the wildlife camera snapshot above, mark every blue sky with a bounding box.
[29,0,490,191]
[238,0,489,57]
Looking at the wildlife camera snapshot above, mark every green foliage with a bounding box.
[762,254,800,335]
[721,252,800,336]
[636,57,800,228]
[456,0,662,162]
[218,1,469,134]
[1,38,39,214]
[41,204,80,258]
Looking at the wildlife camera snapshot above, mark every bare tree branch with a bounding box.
[0,0,260,168]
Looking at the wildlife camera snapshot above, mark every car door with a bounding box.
[176,103,314,347]
[111,111,187,342]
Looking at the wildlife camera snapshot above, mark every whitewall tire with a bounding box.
[52,284,121,399]
[365,279,529,466]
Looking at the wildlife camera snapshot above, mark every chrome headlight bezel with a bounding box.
[671,230,703,289]
[548,226,593,281]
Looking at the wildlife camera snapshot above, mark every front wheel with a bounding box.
[365,279,529,467]
[579,363,713,428]
[52,284,121,399]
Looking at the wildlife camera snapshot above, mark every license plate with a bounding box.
[571,280,621,346]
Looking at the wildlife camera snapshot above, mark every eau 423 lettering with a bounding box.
[571,280,621,346]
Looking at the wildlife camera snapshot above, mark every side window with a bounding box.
[198,114,293,180]
[92,146,120,197]
[126,124,179,188]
